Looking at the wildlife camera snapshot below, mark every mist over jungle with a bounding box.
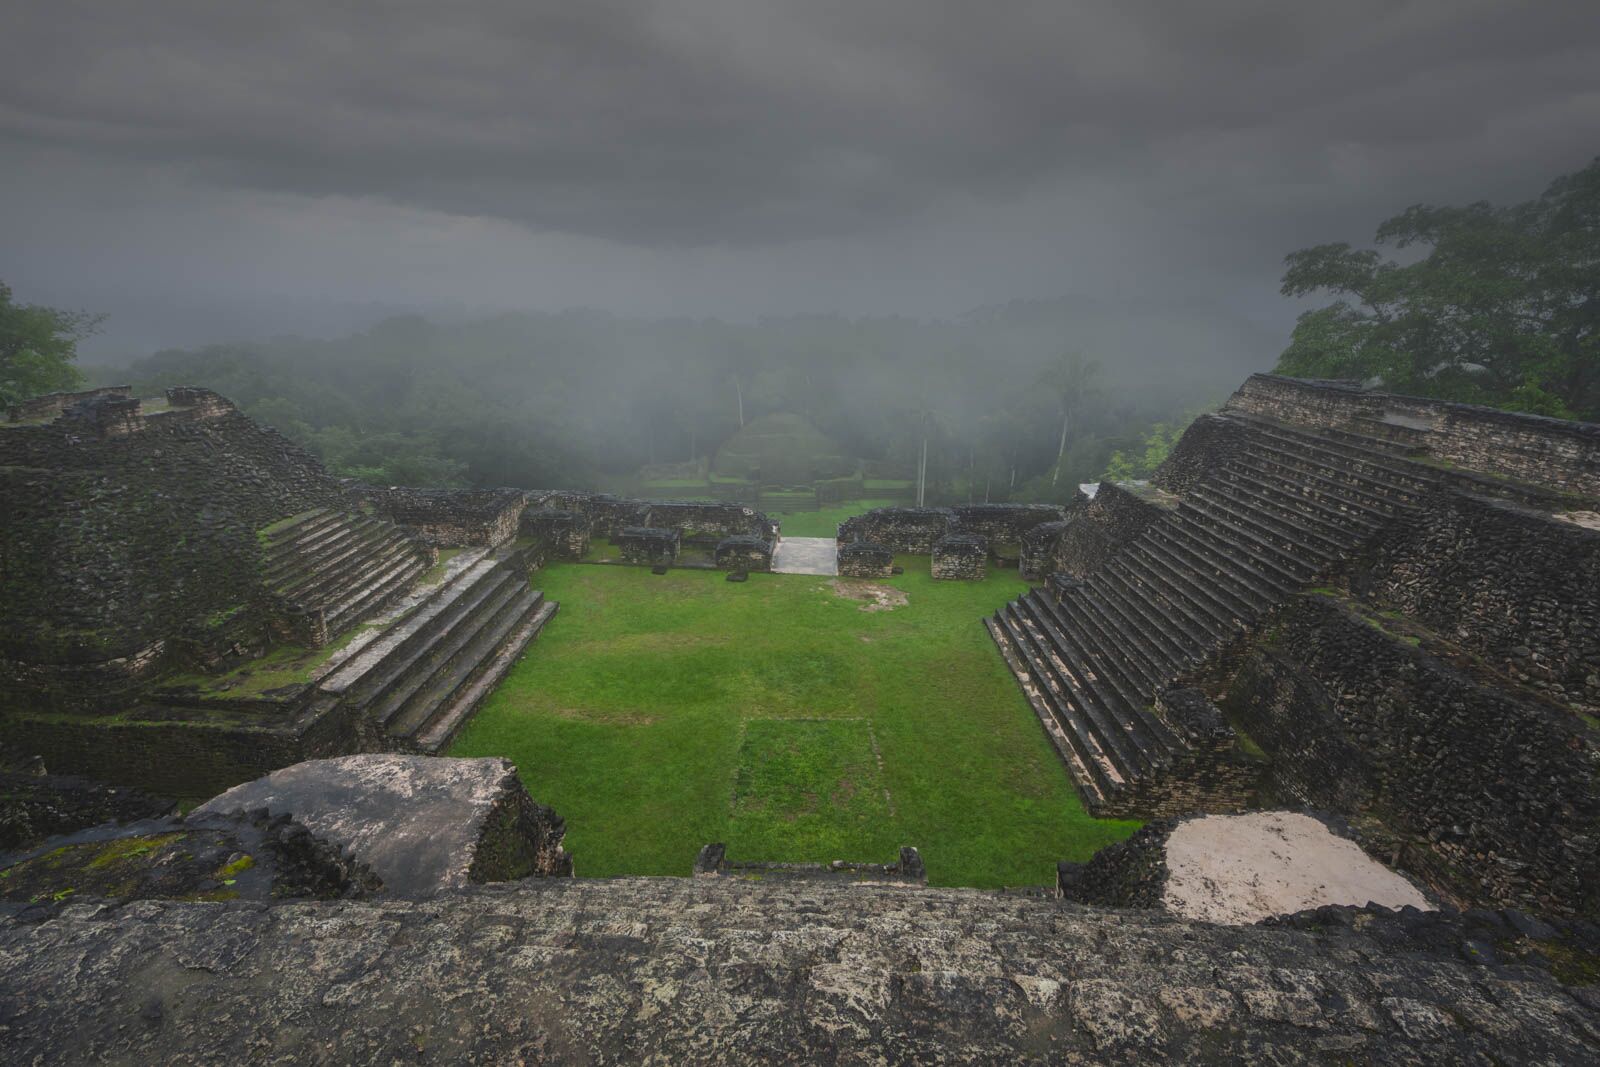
[3,2,1597,493]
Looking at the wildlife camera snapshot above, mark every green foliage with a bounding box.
[451,561,1138,887]
[1276,156,1600,419]
[1103,421,1183,482]
[0,281,101,408]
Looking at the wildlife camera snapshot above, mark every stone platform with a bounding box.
[2,876,1596,1063]
[771,535,838,575]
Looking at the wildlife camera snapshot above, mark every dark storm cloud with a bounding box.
[4,1,1595,247]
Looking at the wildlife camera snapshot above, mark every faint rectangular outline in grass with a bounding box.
[726,718,894,857]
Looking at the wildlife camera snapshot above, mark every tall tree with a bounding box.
[1040,351,1103,486]
[1276,157,1600,419]
[0,282,101,408]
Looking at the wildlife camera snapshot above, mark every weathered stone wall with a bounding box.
[1225,373,1600,498]
[0,388,346,699]
[713,535,772,572]
[836,506,954,552]
[1351,492,1600,712]
[930,534,987,580]
[1047,482,1172,579]
[518,507,591,560]
[0,769,176,852]
[1056,819,1175,908]
[529,492,775,545]
[6,877,1596,1063]
[1151,411,1253,497]
[1223,594,1600,917]
[3,699,364,800]
[837,541,893,578]
[357,486,528,547]
[947,503,1069,545]
[618,527,679,565]
[6,385,132,423]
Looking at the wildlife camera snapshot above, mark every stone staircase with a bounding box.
[259,508,434,647]
[989,414,1441,814]
[313,545,557,753]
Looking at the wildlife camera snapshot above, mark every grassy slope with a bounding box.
[451,559,1137,887]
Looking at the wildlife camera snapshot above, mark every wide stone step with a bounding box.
[394,590,550,746]
[414,599,560,754]
[999,606,1130,792]
[1232,413,1440,491]
[1073,583,1172,696]
[1241,431,1432,500]
[986,616,1109,809]
[318,557,513,707]
[1144,523,1282,613]
[1093,565,1211,663]
[1029,592,1158,728]
[1106,555,1233,648]
[271,524,409,604]
[1011,597,1167,778]
[1124,540,1253,632]
[1019,593,1183,760]
[376,581,539,734]
[1183,489,1344,571]
[1230,450,1409,517]
[1175,504,1315,587]
[1191,480,1354,558]
[261,507,339,546]
[323,552,432,637]
[1215,463,1388,532]
[263,519,387,587]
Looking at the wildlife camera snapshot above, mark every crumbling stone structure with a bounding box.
[519,506,591,560]
[988,375,1600,916]
[1228,373,1600,498]
[840,503,1070,566]
[712,535,773,572]
[528,491,777,567]
[1224,594,1599,916]
[1020,482,1169,580]
[357,486,528,547]
[1,388,559,797]
[837,541,894,578]
[618,526,680,566]
[0,387,348,706]
[930,533,988,580]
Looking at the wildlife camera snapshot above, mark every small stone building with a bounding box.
[931,534,987,580]
[618,526,680,566]
[838,541,894,578]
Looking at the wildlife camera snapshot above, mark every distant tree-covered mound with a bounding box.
[712,413,855,485]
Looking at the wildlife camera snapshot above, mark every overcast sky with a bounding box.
[2,1,1597,363]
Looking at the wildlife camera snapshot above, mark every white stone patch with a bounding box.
[772,536,838,575]
[1161,811,1431,925]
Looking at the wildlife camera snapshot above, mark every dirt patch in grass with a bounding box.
[829,578,908,612]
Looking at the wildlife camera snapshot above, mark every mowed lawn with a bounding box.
[450,558,1139,887]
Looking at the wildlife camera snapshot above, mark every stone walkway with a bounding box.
[771,536,838,576]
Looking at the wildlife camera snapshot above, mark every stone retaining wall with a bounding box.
[1044,482,1171,579]
[1352,492,1600,712]
[837,542,893,578]
[618,527,679,565]
[1225,373,1600,498]
[0,388,346,699]
[1223,594,1600,917]
[358,486,528,547]
[931,534,987,580]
